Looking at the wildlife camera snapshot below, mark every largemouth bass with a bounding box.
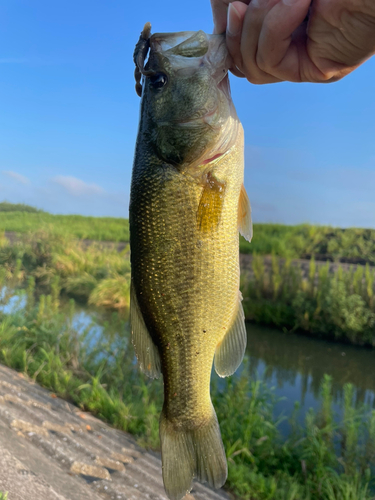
[130,23,252,500]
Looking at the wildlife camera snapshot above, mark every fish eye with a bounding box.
[149,72,168,90]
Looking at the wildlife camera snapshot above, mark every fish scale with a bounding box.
[131,25,252,500]
[131,152,241,422]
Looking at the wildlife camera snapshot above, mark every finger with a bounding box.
[211,0,249,34]
[211,0,231,34]
[257,0,311,81]
[226,2,248,73]
[230,66,246,77]
[240,0,283,83]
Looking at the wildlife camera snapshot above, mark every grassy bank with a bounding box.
[2,203,375,264]
[240,224,375,265]
[1,231,375,347]
[0,280,374,500]
[242,255,375,346]
[0,203,129,241]
[0,231,131,313]
[0,212,129,242]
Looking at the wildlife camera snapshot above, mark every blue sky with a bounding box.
[1,0,374,227]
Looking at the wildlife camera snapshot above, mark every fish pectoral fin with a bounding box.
[214,295,247,378]
[197,173,226,233]
[130,282,161,379]
[238,183,253,242]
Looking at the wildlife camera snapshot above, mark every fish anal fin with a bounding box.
[130,282,161,379]
[197,173,226,233]
[238,183,252,242]
[214,297,247,378]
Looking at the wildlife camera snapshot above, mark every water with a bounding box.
[2,287,375,424]
[0,288,26,314]
[245,323,375,432]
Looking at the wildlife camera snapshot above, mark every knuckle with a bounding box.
[256,53,268,73]
[245,74,267,84]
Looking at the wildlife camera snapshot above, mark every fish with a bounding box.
[130,23,252,500]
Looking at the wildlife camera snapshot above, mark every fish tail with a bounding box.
[160,407,227,500]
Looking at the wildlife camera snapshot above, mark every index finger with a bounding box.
[210,0,231,33]
[210,0,249,33]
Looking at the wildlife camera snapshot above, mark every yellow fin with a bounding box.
[197,173,226,233]
[160,406,227,500]
[238,184,252,242]
[214,295,247,378]
[130,282,161,379]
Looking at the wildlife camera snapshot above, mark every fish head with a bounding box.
[138,29,239,170]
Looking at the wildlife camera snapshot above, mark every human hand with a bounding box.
[210,0,375,83]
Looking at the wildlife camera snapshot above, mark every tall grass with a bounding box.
[0,283,374,500]
[0,231,131,312]
[0,201,42,213]
[0,212,129,241]
[243,255,375,346]
[240,224,375,265]
[1,231,375,346]
[2,202,375,263]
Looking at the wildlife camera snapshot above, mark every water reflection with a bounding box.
[246,323,375,416]
[2,285,374,423]
[0,288,26,314]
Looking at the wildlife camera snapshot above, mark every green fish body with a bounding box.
[130,25,252,500]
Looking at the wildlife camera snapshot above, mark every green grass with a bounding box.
[241,224,375,264]
[0,201,43,213]
[0,211,129,241]
[2,202,375,263]
[0,230,130,312]
[242,255,375,346]
[0,283,374,500]
[1,231,375,346]
[0,494,7,500]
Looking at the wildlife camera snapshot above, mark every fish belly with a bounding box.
[130,152,242,426]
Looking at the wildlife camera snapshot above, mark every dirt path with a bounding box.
[0,364,229,500]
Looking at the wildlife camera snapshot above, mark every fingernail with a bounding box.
[227,3,241,37]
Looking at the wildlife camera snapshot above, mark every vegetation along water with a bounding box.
[0,269,375,499]
[0,203,375,498]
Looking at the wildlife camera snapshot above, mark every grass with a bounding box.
[240,224,375,265]
[0,493,8,500]
[0,230,131,313]
[0,212,129,242]
[1,230,375,346]
[0,282,374,500]
[2,202,375,264]
[242,255,375,346]
[0,201,43,213]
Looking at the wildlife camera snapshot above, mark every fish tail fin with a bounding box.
[160,407,227,500]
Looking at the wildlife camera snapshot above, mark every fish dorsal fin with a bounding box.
[238,183,252,242]
[214,295,247,377]
[197,173,226,233]
[130,282,161,379]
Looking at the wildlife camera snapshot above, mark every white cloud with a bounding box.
[2,171,30,184]
[52,176,105,196]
